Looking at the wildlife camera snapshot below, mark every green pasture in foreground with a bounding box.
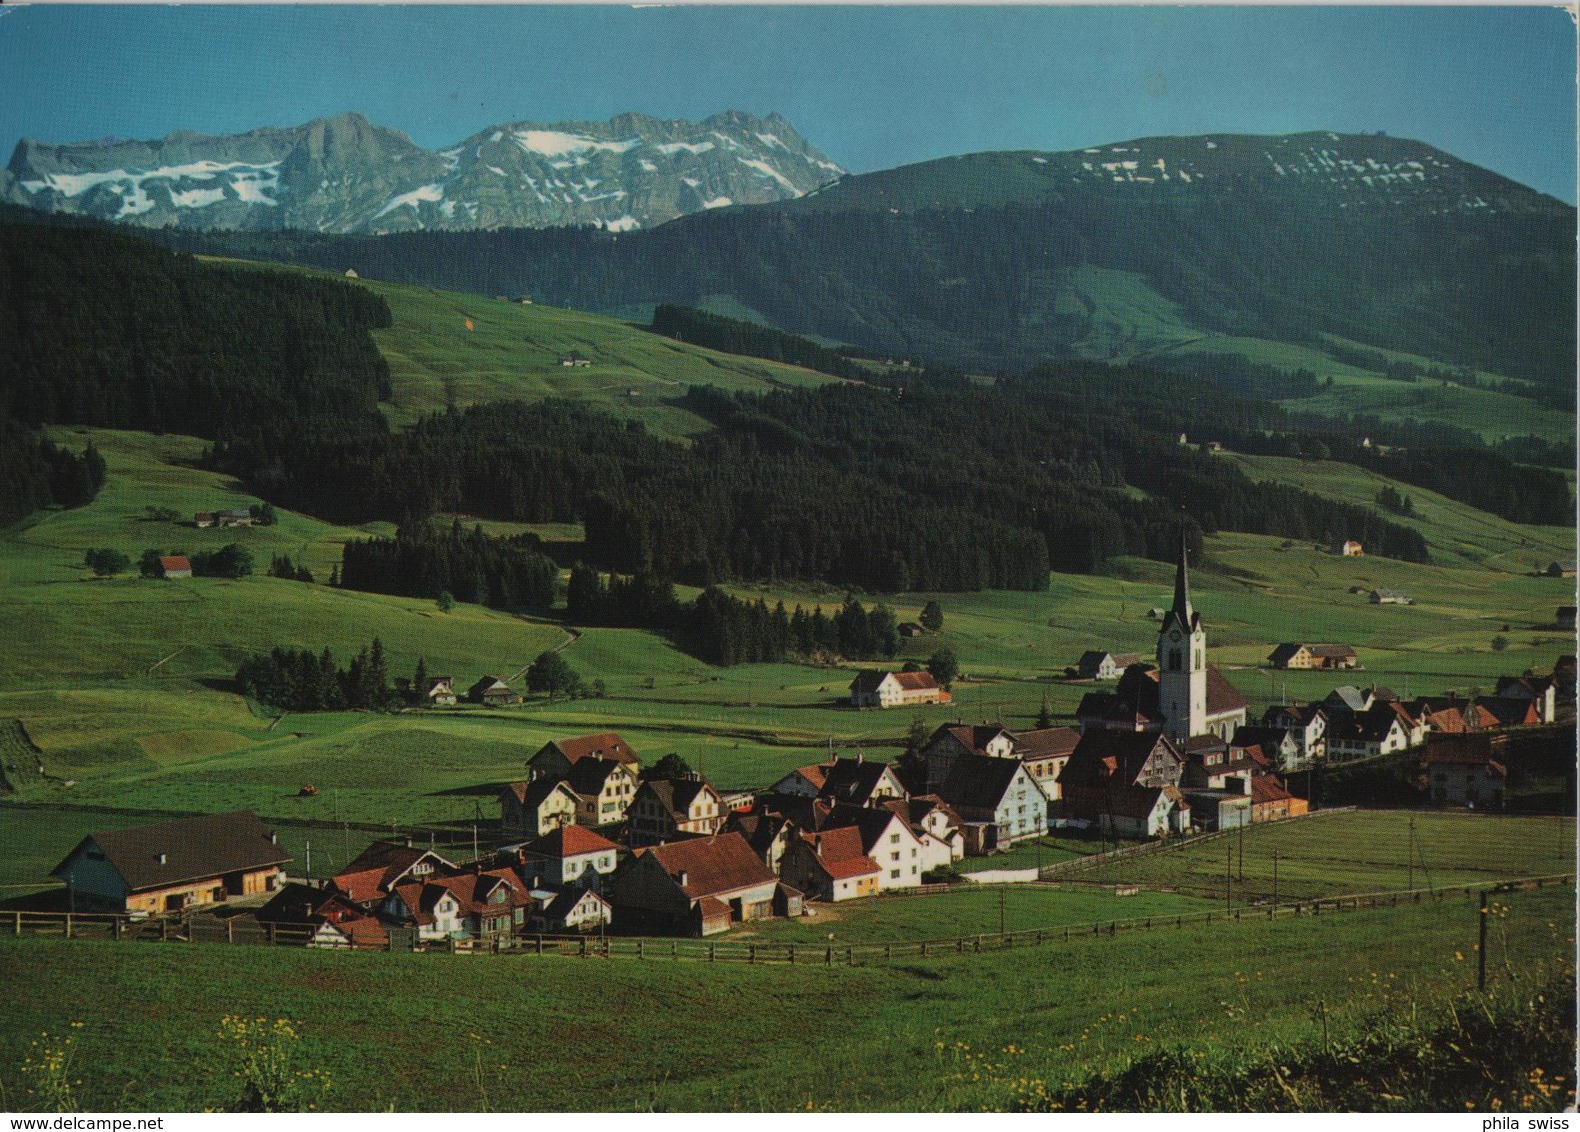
[0,885,1568,1111]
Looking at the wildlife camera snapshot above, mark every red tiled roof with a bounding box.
[526,824,620,859]
[893,671,939,691]
[548,732,641,767]
[647,832,776,900]
[1250,776,1294,806]
[159,555,191,573]
[1013,726,1081,759]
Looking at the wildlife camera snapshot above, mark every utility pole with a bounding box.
[1237,821,1245,881]
[1407,815,1415,891]
[1225,842,1233,913]
[305,840,312,883]
[1272,850,1279,906]
[999,886,1006,936]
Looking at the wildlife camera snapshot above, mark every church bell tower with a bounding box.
[1157,524,1207,743]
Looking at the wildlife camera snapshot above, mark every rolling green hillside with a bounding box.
[0,419,1569,839]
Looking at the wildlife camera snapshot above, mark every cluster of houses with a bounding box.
[193,508,254,529]
[402,674,522,708]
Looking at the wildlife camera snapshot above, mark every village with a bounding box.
[43,532,1573,949]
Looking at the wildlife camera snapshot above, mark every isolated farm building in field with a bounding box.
[468,676,521,706]
[1544,561,1576,578]
[558,353,592,367]
[1267,643,1358,671]
[1075,650,1141,680]
[52,810,291,915]
[1331,540,1365,557]
[605,832,778,936]
[848,669,950,708]
[527,732,642,780]
[897,622,925,638]
[193,511,217,528]
[499,777,580,840]
[1369,589,1414,605]
[628,776,727,845]
[422,676,458,706]
[158,554,192,579]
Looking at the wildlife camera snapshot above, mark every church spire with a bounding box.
[1170,521,1197,632]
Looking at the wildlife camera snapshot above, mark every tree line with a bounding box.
[0,415,105,525]
[338,519,557,610]
[235,639,393,712]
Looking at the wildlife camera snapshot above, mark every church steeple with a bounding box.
[1168,523,1199,634]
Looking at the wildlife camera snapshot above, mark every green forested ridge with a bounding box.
[137,146,1576,394]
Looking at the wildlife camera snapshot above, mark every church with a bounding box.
[1075,529,1248,743]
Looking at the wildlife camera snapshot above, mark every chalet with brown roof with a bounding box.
[934,753,1048,854]
[1261,703,1327,764]
[820,803,931,888]
[383,868,531,943]
[881,795,965,870]
[1332,540,1365,557]
[920,722,1016,792]
[1477,696,1542,729]
[527,732,642,780]
[628,776,726,845]
[516,825,621,890]
[1326,701,1416,761]
[770,755,907,809]
[1424,734,1508,809]
[723,801,801,872]
[1075,651,1141,680]
[1058,731,1188,838]
[468,676,521,707]
[605,832,778,936]
[848,669,950,708]
[562,756,640,828]
[1012,726,1080,800]
[159,555,192,580]
[499,777,580,840]
[1249,775,1308,823]
[329,841,457,909]
[1268,643,1358,671]
[1494,675,1558,723]
[52,811,291,915]
[780,825,882,902]
[533,887,612,932]
[423,676,458,706]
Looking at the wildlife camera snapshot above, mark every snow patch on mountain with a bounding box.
[513,130,642,158]
[375,182,445,218]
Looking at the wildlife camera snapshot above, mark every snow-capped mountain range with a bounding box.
[1,110,844,233]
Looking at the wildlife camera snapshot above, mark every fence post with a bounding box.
[638,939,644,960]
[112,917,121,942]
[227,919,234,945]
[580,937,588,958]
[162,919,170,942]
[749,944,756,964]
[1478,890,1489,992]
[788,945,795,964]
[537,936,544,956]
[13,911,20,936]
[847,947,853,966]
[709,942,716,962]
[919,941,926,958]
[885,944,892,961]
[64,913,73,940]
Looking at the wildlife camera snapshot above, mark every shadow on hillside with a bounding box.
[427,783,505,798]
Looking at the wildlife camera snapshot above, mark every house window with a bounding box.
[890,869,900,879]
[890,834,900,844]
[891,852,900,862]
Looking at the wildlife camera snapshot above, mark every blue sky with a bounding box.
[0,5,1574,202]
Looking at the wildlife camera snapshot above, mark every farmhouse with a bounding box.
[330,841,457,909]
[528,732,642,780]
[52,811,291,915]
[881,795,965,869]
[769,755,907,809]
[605,832,778,936]
[1557,606,1576,631]
[1370,589,1414,605]
[628,776,727,845]
[919,723,1015,792]
[1058,730,1188,839]
[533,887,612,933]
[1424,735,1508,809]
[562,756,639,828]
[820,803,930,889]
[898,622,925,638]
[422,676,458,706]
[1267,643,1358,671]
[159,555,192,579]
[1545,561,1576,578]
[468,676,521,706]
[193,512,217,528]
[848,669,950,708]
[499,777,580,840]
[1012,726,1080,800]
[515,824,621,890]
[1494,675,1558,724]
[725,801,801,872]
[779,826,882,902]
[216,508,254,529]
[1261,704,1327,765]
[1075,651,1140,680]
[1326,703,1414,760]
[934,754,1048,854]
[1332,540,1365,557]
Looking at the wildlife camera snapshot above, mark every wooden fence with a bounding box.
[7,872,1569,965]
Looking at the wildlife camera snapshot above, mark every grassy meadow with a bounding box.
[0,883,1569,1111]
